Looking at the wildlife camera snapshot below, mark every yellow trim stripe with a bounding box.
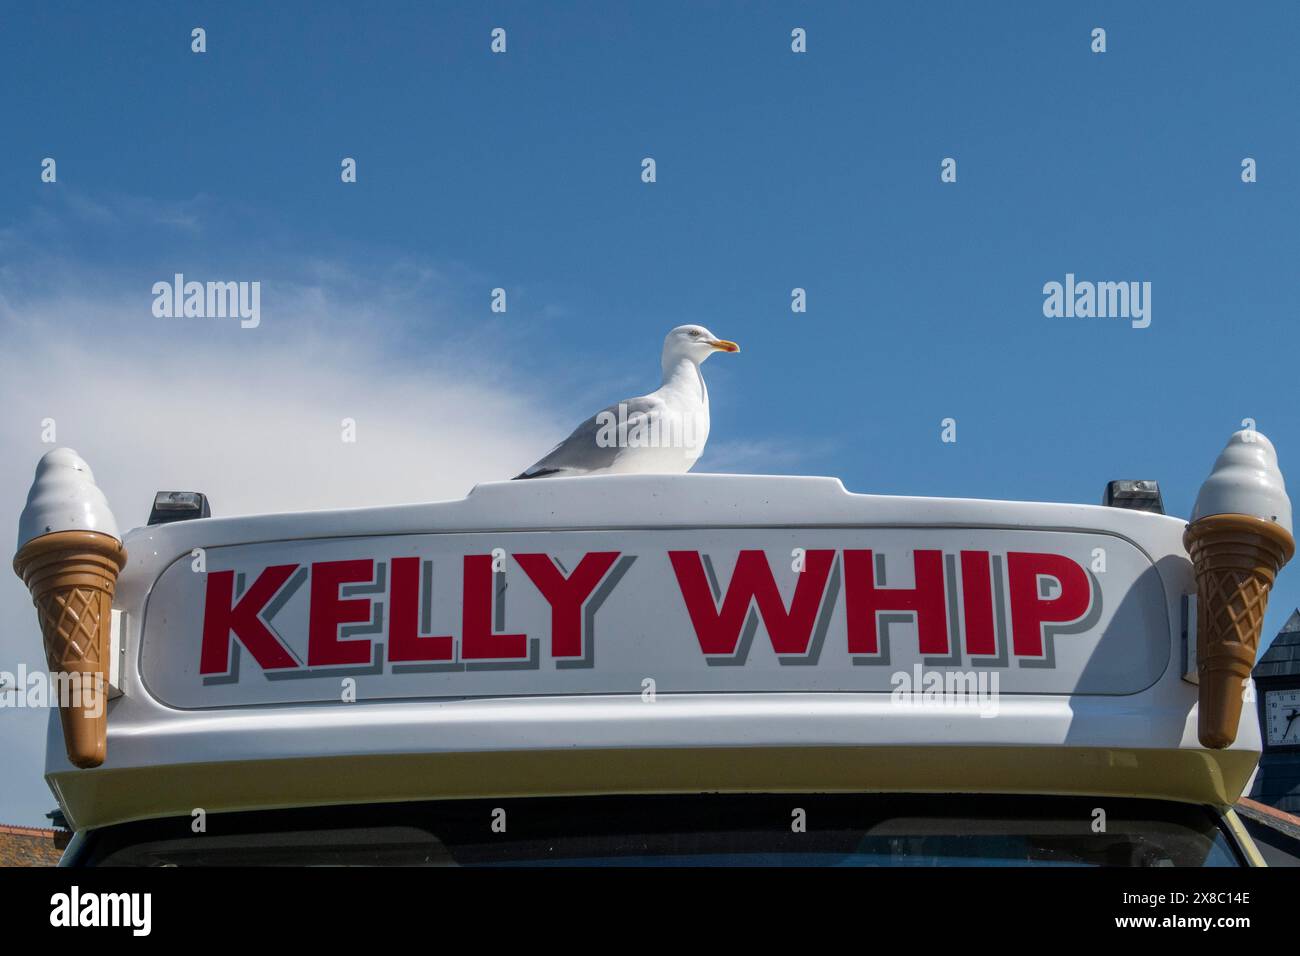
[53,744,1259,831]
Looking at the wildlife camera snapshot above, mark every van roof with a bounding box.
[49,474,1257,830]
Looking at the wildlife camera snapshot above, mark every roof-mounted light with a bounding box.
[1103,479,1164,515]
[148,491,211,526]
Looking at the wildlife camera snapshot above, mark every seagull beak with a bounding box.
[709,338,740,353]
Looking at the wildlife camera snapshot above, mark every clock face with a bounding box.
[1264,688,1300,747]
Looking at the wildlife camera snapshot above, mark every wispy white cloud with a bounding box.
[0,211,573,825]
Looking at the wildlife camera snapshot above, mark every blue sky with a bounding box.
[2,2,1299,824]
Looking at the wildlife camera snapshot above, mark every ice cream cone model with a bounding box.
[14,530,126,767]
[1186,430,1294,749]
[12,449,125,769]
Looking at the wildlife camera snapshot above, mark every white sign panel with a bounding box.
[138,527,1171,708]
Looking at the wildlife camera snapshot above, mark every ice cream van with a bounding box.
[13,430,1294,866]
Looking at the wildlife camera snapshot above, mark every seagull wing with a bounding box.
[513,394,667,479]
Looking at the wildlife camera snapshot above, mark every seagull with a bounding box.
[513,324,740,479]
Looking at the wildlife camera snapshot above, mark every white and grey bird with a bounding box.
[513,325,740,479]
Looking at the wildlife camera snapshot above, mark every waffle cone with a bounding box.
[1183,514,1294,749]
[13,530,127,768]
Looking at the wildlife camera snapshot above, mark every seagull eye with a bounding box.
[689,330,701,337]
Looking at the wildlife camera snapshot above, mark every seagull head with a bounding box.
[663,324,740,367]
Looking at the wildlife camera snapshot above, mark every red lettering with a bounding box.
[844,549,948,655]
[461,554,528,660]
[515,552,620,658]
[200,566,299,675]
[388,556,454,662]
[669,550,834,656]
[308,559,376,666]
[1006,552,1090,657]
[959,550,997,656]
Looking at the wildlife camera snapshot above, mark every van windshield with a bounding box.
[77,794,1244,867]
